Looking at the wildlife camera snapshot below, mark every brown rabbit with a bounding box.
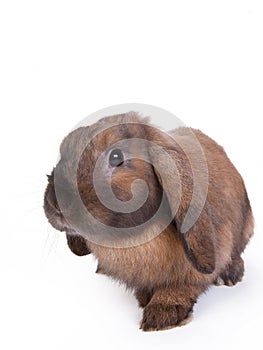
[44,112,253,331]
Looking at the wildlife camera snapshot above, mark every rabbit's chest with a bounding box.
[89,226,186,288]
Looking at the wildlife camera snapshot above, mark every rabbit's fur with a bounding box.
[44,112,253,331]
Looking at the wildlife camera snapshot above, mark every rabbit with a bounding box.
[43,111,254,331]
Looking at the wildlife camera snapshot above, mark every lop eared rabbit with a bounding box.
[44,112,253,331]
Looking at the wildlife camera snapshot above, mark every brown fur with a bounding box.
[43,112,254,331]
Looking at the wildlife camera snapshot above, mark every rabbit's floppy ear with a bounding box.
[147,126,216,274]
[66,232,91,256]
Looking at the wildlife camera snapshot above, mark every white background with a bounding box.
[0,1,263,349]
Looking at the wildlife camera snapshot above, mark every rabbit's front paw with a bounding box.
[140,303,192,332]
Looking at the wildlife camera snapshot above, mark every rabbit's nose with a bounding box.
[44,181,71,231]
[45,182,61,215]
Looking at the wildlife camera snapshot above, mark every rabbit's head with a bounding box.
[44,112,214,273]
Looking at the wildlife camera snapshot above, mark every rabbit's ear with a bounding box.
[66,233,91,256]
[178,207,216,274]
[147,126,216,274]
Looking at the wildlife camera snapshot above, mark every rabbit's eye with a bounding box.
[109,149,124,167]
